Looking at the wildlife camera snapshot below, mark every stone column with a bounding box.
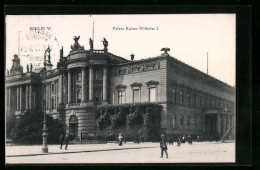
[33,87,36,109]
[56,81,58,108]
[17,86,19,111]
[222,115,227,135]
[226,115,230,130]
[29,85,32,109]
[49,83,51,110]
[20,86,22,110]
[89,66,94,102]
[59,73,63,104]
[81,67,86,102]
[103,66,108,102]
[26,85,29,110]
[8,88,11,111]
[68,70,72,103]
[5,87,8,112]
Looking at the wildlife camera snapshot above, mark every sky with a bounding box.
[5,14,236,86]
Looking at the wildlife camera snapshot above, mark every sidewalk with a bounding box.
[6,142,159,157]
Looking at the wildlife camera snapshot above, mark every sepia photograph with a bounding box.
[5,14,236,164]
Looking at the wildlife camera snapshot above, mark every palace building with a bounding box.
[5,36,235,141]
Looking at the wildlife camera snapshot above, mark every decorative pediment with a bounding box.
[130,82,142,87]
[116,85,127,89]
[145,80,159,86]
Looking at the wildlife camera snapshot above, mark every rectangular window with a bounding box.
[118,91,125,104]
[180,91,183,105]
[193,117,196,129]
[51,98,54,110]
[95,88,102,102]
[77,90,81,103]
[51,84,54,92]
[194,94,197,106]
[96,70,103,80]
[172,115,176,128]
[133,89,140,103]
[200,96,202,107]
[172,89,176,103]
[187,93,190,106]
[225,103,228,111]
[77,72,82,82]
[187,116,190,129]
[149,87,156,102]
[205,97,208,108]
[180,115,183,129]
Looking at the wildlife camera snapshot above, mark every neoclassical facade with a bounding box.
[5,36,235,140]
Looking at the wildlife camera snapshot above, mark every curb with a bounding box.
[6,146,158,157]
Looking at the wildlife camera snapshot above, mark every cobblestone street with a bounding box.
[6,141,235,164]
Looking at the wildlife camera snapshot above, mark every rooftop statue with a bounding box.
[71,35,84,51]
[161,47,170,54]
[89,38,93,50]
[10,54,23,75]
[27,64,29,72]
[102,38,108,50]
[60,46,63,61]
[130,53,135,61]
[30,63,33,72]
[60,46,63,57]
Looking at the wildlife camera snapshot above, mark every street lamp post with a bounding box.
[42,63,48,153]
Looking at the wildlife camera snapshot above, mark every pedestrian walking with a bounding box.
[182,135,186,143]
[118,133,123,146]
[160,134,168,158]
[65,133,70,150]
[188,135,192,145]
[197,135,201,143]
[177,136,181,146]
[59,134,64,149]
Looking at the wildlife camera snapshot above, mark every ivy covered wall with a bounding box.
[95,103,163,141]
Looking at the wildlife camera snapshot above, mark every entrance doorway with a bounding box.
[205,114,217,134]
[69,115,78,140]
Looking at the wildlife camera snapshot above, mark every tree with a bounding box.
[10,110,66,144]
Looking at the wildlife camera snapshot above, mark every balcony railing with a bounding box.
[93,50,105,54]
[68,103,81,107]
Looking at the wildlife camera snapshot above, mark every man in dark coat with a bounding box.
[177,136,182,146]
[59,134,64,149]
[188,135,192,145]
[65,134,70,150]
[160,134,168,158]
